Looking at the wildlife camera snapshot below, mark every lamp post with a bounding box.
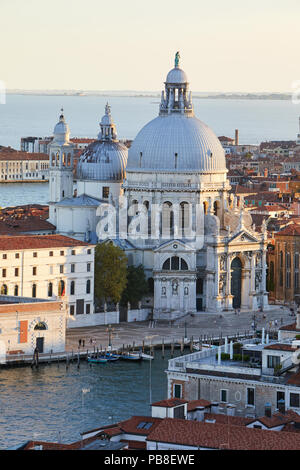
[106,324,114,351]
[145,335,158,408]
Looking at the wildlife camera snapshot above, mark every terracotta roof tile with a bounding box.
[187,400,211,411]
[0,234,93,251]
[264,344,297,352]
[152,398,188,408]
[146,418,300,450]
[118,416,162,435]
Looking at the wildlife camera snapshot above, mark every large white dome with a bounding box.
[127,114,226,173]
[127,55,226,174]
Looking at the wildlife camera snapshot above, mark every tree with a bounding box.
[121,265,149,308]
[94,242,128,307]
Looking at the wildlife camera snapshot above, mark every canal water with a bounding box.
[0,350,182,449]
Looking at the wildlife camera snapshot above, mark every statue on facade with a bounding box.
[172,280,178,295]
[175,51,180,67]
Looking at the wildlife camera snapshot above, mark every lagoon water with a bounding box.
[0,350,178,449]
[0,94,300,207]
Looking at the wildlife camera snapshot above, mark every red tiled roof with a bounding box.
[118,416,162,436]
[264,344,297,352]
[121,439,146,450]
[152,398,188,408]
[276,225,300,236]
[279,323,300,332]
[146,418,300,450]
[203,413,252,426]
[248,410,300,428]
[0,147,48,161]
[0,234,92,251]
[187,400,211,411]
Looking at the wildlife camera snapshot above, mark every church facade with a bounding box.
[49,55,269,319]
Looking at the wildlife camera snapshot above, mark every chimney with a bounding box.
[235,129,239,146]
[278,399,285,414]
[194,406,205,422]
[265,403,272,418]
[297,312,300,329]
[211,402,219,414]
[264,168,268,178]
[226,404,236,416]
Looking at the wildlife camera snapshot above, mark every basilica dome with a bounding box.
[76,104,128,182]
[127,56,226,174]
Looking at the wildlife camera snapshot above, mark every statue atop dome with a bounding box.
[175,51,180,68]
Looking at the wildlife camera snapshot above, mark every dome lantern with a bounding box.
[98,102,117,141]
[160,52,193,116]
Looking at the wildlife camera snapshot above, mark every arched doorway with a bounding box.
[231,257,242,309]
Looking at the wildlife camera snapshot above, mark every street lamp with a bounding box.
[145,335,158,408]
[106,324,114,351]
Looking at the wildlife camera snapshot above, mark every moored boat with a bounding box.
[87,356,108,364]
[120,352,142,361]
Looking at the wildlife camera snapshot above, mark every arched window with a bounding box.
[86,279,91,294]
[131,200,139,215]
[203,201,208,215]
[48,282,53,297]
[180,202,190,236]
[70,281,75,296]
[34,322,47,330]
[162,202,174,237]
[214,201,220,217]
[32,284,37,298]
[58,280,65,297]
[162,257,189,271]
[14,285,19,296]
[148,277,154,294]
[1,284,7,295]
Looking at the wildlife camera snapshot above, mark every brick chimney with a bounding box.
[235,129,239,146]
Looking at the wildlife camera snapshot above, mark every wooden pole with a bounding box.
[190,336,193,352]
[142,340,145,354]
[171,339,174,358]
[162,338,165,359]
[181,337,184,353]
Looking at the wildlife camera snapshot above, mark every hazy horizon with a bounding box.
[1,0,299,93]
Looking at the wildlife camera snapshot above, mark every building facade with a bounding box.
[50,54,269,317]
[0,147,49,182]
[0,235,95,322]
[0,299,66,357]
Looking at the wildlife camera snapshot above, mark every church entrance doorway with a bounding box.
[231,257,242,309]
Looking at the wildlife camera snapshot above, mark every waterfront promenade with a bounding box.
[66,305,292,352]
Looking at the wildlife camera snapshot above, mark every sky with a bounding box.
[0,0,299,92]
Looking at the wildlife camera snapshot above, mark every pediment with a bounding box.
[154,239,195,253]
[228,230,260,245]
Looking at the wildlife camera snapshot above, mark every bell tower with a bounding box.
[48,109,75,225]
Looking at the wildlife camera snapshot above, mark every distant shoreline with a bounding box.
[6,91,292,101]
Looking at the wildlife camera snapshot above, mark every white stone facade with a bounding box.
[0,300,66,356]
[0,235,95,320]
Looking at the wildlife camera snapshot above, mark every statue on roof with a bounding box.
[105,102,111,115]
[175,51,180,68]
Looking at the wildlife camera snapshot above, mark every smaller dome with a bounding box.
[166,67,188,84]
[77,141,127,182]
[53,110,70,143]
